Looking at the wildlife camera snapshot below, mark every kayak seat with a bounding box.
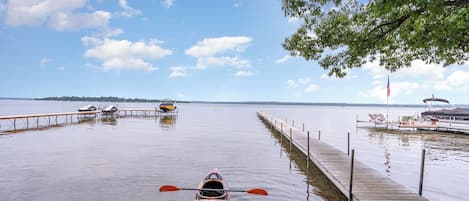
[200,181,224,197]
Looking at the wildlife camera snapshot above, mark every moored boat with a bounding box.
[102,105,118,114]
[159,99,177,112]
[421,97,469,121]
[78,105,97,112]
[195,168,230,201]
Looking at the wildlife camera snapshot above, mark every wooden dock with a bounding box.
[258,112,428,201]
[0,109,178,133]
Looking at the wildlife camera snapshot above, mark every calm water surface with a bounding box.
[0,100,468,201]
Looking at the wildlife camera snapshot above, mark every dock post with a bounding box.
[289,128,292,150]
[307,131,310,168]
[274,120,276,128]
[347,132,350,155]
[302,123,304,132]
[292,120,294,128]
[349,149,355,201]
[13,118,16,131]
[37,117,39,128]
[55,116,58,125]
[48,116,50,126]
[26,118,29,129]
[419,149,426,196]
[281,122,283,133]
[318,130,321,140]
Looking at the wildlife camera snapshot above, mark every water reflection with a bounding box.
[159,115,177,128]
[263,121,347,201]
[101,117,117,125]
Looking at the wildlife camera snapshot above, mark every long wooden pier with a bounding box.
[258,112,428,201]
[0,109,178,133]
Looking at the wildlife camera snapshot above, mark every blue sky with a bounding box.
[0,0,468,104]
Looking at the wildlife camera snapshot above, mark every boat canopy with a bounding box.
[422,98,450,104]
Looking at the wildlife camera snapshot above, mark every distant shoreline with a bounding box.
[1,96,467,108]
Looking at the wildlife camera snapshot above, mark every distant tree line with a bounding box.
[35,96,190,103]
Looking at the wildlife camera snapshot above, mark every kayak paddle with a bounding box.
[159,185,268,196]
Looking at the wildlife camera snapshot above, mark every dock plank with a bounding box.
[258,112,428,201]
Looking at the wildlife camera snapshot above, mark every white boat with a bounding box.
[78,105,97,112]
[102,105,118,114]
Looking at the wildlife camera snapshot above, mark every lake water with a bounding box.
[0,100,468,201]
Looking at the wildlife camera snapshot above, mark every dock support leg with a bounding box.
[318,130,321,140]
[26,118,29,129]
[37,117,39,128]
[55,116,58,125]
[419,149,426,196]
[289,128,292,150]
[48,116,50,126]
[14,118,16,131]
[347,132,350,155]
[292,120,294,128]
[349,149,355,201]
[281,122,283,133]
[307,131,310,168]
[302,123,304,132]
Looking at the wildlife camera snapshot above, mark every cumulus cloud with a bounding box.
[169,66,190,78]
[305,84,319,93]
[285,80,298,88]
[185,36,252,70]
[116,0,141,17]
[275,54,291,64]
[4,0,111,31]
[83,37,172,72]
[162,0,175,8]
[234,70,253,77]
[360,81,419,103]
[435,70,469,90]
[285,77,318,92]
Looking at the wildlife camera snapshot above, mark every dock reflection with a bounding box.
[263,123,347,201]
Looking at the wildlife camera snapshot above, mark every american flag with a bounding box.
[387,76,391,97]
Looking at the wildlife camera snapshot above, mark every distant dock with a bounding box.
[0,109,177,133]
[258,111,427,201]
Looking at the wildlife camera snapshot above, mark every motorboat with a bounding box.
[78,105,97,112]
[102,105,118,114]
[421,97,469,121]
[159,100,177,112]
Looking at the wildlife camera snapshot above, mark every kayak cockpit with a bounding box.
[196,171,229,200]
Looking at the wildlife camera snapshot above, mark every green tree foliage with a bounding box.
[282,0,468,77]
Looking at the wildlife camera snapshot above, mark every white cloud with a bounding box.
[435,70,469,90]
[234,70,253,77]
[305,84,319,92]
[285,80,298,88]
[169,66,190,78]
[57,66,65,71]
[4,0,111,31]
[361,81,419,103]
[40,57,52,66]
[116,0,141,17]
[48,10,111,31]
[275,54,291,64]
[185,36,252,69]
[83,37,172,72]
[162,0,175,8]
[100,28,124,38]
[320,72,358,80]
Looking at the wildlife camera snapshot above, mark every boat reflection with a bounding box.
[101,117,117,125]
[159,115,177,128]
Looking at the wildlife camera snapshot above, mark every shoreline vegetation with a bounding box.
[1,96,467,108]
